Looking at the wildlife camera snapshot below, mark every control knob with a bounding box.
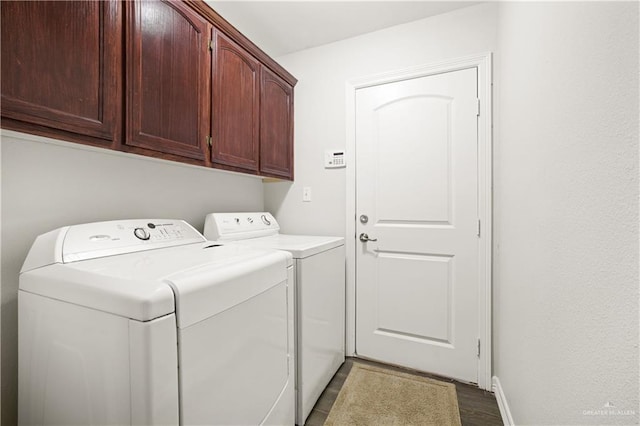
[133,227,151,240]
[261,214,271,225]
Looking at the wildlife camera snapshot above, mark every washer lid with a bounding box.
[20,261,177,322]
[20,229,291,322]
[165,247,290,328]
[233,234,344,259]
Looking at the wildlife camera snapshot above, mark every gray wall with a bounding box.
[493,2,639,424]
[1,130,264,425]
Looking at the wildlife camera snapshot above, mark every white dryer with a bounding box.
[204,212,345,425]
[19,219,294,426]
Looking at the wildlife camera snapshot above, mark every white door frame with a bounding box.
[345,52,493,390]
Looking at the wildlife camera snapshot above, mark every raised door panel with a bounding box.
[126,0,211,162]
[0,0,122,145]
[212,31,260,173]
[260,67,294,180]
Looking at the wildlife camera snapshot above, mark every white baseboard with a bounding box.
[492,376,514,426]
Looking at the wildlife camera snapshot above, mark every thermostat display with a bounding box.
[325,150,346,168]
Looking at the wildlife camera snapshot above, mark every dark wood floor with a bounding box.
[304,357,503,426]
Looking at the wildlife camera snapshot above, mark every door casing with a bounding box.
[345,52,493,390]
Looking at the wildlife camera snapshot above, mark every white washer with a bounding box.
[204,212,345,425]
[19,219,294,426]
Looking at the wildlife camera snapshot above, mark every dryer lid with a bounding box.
[203,212,344,258]
[232,234,344,259]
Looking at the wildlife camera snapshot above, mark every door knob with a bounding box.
[359,233,377,242]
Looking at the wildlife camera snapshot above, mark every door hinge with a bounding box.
[206,136,212,147]
[208,39,213,51]
[477,339,481,357]
[477,219,481,237]
[476,98,480,116]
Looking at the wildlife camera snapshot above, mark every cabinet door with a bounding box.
[126,0,211,162]
[212,31,260,173]
[260,67,294,180]
[1,1,122,146]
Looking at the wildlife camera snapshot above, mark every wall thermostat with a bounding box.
[325,150,346,168]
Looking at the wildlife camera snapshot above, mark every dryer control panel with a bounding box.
[204,212,280,241]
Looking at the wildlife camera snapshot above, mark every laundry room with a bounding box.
[1,1,638,425]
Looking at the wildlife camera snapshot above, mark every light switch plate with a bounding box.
[303,187,312,202]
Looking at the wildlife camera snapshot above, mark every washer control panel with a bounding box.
[204,212,280,241]
[125,221,191,242]
[61,219,205,263]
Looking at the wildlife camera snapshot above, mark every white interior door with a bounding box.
[355,67,479,383]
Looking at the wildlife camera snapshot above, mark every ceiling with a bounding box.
[205,1,479,58]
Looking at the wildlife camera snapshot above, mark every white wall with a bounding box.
[264,2,499,236]
[0,130,264,425]
[493,2,639,425]
[2,2,637,424]
[265,1,639,425]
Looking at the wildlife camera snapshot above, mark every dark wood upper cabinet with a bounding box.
[260,67,294,180]
[126,0,211,162]
[211,31,261,173]
[1,0,297,179]
[0,0,122,146]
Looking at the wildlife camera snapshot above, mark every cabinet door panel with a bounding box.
[260,67,294,180]
[126,0,211,161]
[212,31,260,173]
[1,0,122,144]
